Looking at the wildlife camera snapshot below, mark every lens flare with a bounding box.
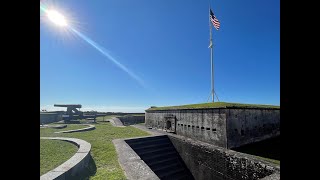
[47,10,68,27]
[40,3,146,88]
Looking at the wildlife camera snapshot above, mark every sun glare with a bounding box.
[47,10,68,27]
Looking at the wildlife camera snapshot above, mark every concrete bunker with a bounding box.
[145,102,280,149]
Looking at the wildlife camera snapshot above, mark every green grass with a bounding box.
[40,123,150,179]
[254,155,280,165]
[40,139,78,176]
[147,102,280,111]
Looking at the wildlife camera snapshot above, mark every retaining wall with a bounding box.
[168,135,280,180]
[117,115,145,126]
[40,113,62,124]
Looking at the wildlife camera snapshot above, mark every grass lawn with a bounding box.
[40,122,150,179]
[40,139,78,176]
[147,102,280,111]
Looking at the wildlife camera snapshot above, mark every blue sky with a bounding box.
[40,0,280,112]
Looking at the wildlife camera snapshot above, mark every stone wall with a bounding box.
[226,109,280,149]
[117,115,145,125]
[168,135,280,180]
[40,113,62,124]
[145,109,228,148]
[145,108,279,148]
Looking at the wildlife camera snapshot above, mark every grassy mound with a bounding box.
[147,102,280,111]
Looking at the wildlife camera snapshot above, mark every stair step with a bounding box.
[143,153,178,164]
[152,161,181,172]
[127,138,170,148]
[125,135,167,144]
[148,156,179,167]
[162,170,191,180]
[142,151,177,161]
[133,141,171,151]
[139,146,175,156]
[157,167,185,179]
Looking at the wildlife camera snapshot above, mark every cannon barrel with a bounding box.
[54,104,82,108]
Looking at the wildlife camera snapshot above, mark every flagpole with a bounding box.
[209,6,214,102]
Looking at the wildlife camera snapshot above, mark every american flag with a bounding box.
[210,9,220,30]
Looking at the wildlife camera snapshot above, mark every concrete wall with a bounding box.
[40,113,62,124]
[145,108,279,149]
[117,115,145,126]
[145,110,228,148]
[226,109,280,149]
[168,135,279,180]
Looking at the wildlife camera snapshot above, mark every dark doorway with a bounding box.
[166,121,172,130]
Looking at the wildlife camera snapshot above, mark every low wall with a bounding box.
[40,124,67,129]
[117,115,145,126]
[40,113,62,124]
[40,137,92,180]
[54,124,95,134]
[168,135,280,180]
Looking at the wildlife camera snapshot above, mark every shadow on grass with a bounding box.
[232,136,280,161]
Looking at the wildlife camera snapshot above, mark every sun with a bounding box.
[47,9,68,27]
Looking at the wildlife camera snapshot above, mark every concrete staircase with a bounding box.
[125,136,194,180]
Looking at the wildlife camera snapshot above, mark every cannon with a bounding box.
[54,104,83,122]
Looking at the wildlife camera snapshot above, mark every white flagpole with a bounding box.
[209,5,214,102]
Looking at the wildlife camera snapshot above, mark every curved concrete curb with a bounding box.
[54,124,95,134]
[40,137,92,180]
[40,124,67,129]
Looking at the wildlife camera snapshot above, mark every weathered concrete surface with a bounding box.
[113,137,160,180]
[40,137,92,180]
[145,109,228,147]
[168,135,280,180]
[145,108,279,149]
[109,117,126,127]
[226,109,280,149]
[54,124,95,134]
[259,173,280,180]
